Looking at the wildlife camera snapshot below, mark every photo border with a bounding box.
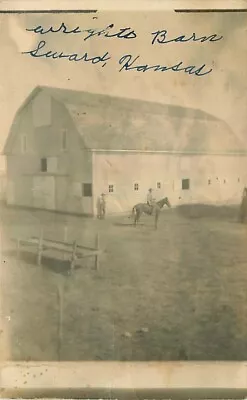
[1,1,247,398]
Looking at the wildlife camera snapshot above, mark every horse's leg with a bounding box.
[135,210,141,226]
[134,213,137,226]
[134,210,138,226]
[154,211,159,230]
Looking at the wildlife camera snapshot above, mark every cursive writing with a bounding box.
[151,30,223,45]
[119,54,212,76]
[26,22,137,41]
[22,40,111,66]
[23,21,223,78]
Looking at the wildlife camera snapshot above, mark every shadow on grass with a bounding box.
[3,249,84,276]
[113,222,144,227]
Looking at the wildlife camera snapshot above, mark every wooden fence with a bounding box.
[12,228,101,272]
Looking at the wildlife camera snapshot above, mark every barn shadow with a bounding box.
[176,204,239,222]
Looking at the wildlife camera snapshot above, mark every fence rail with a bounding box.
[12,228,101,272]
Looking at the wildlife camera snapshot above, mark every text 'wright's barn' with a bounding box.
[3,86,247,216]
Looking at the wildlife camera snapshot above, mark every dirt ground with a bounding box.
[1,202,247,361]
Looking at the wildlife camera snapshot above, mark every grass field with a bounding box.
[1,203,247,361]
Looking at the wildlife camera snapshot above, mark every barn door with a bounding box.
[32,176,55,210]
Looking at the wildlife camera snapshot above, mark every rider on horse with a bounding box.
[147,188,155,214]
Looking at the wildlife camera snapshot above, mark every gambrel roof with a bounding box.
[3,85,245,154]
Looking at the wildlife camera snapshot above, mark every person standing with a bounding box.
[147,188,154,206]
[97,193,106,219]
[239,187,247,223]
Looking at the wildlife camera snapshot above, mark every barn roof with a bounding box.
[3,85,245,154]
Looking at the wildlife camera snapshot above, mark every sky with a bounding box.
[0,10,246,168]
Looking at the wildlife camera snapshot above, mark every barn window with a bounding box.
[82,183,92,197]
[62,129,67,150]
[238,178,240,182]
[108,184,114,193]
[47,157,57,173]
[157,182,161,189]
[134,183,139,191]
[208,179,211,185]
[182,178,190,190]
[40,158,47,172]
[21,135,27,153]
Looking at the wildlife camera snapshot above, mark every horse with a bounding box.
[131,197,171,229]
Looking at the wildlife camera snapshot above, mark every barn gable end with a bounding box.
[3,87,94,214]
[3,88,85,157]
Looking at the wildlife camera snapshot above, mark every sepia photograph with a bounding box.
[0,4,247,367]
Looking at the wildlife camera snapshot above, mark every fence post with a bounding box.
[63,226,68,261]
[57,279,65,361]
[37,227,43,266]
[95,233,100,271]
[70,240,77,273]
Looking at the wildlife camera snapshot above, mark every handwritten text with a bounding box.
[22,40,111,66]
[119,54,212,76]
[26,23,137,41]
[151,30,223,45]
[23,21,224,78]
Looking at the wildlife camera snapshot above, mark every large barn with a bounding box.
[3,86,247,216]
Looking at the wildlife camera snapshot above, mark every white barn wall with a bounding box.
[93,152,247,215]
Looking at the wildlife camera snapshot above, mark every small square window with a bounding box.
[182,178,190,190]
[134,183,139,191]
[157,182,161,189]
[83,183,92,197]
[109,184,114,193]
[41,158,47,172]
